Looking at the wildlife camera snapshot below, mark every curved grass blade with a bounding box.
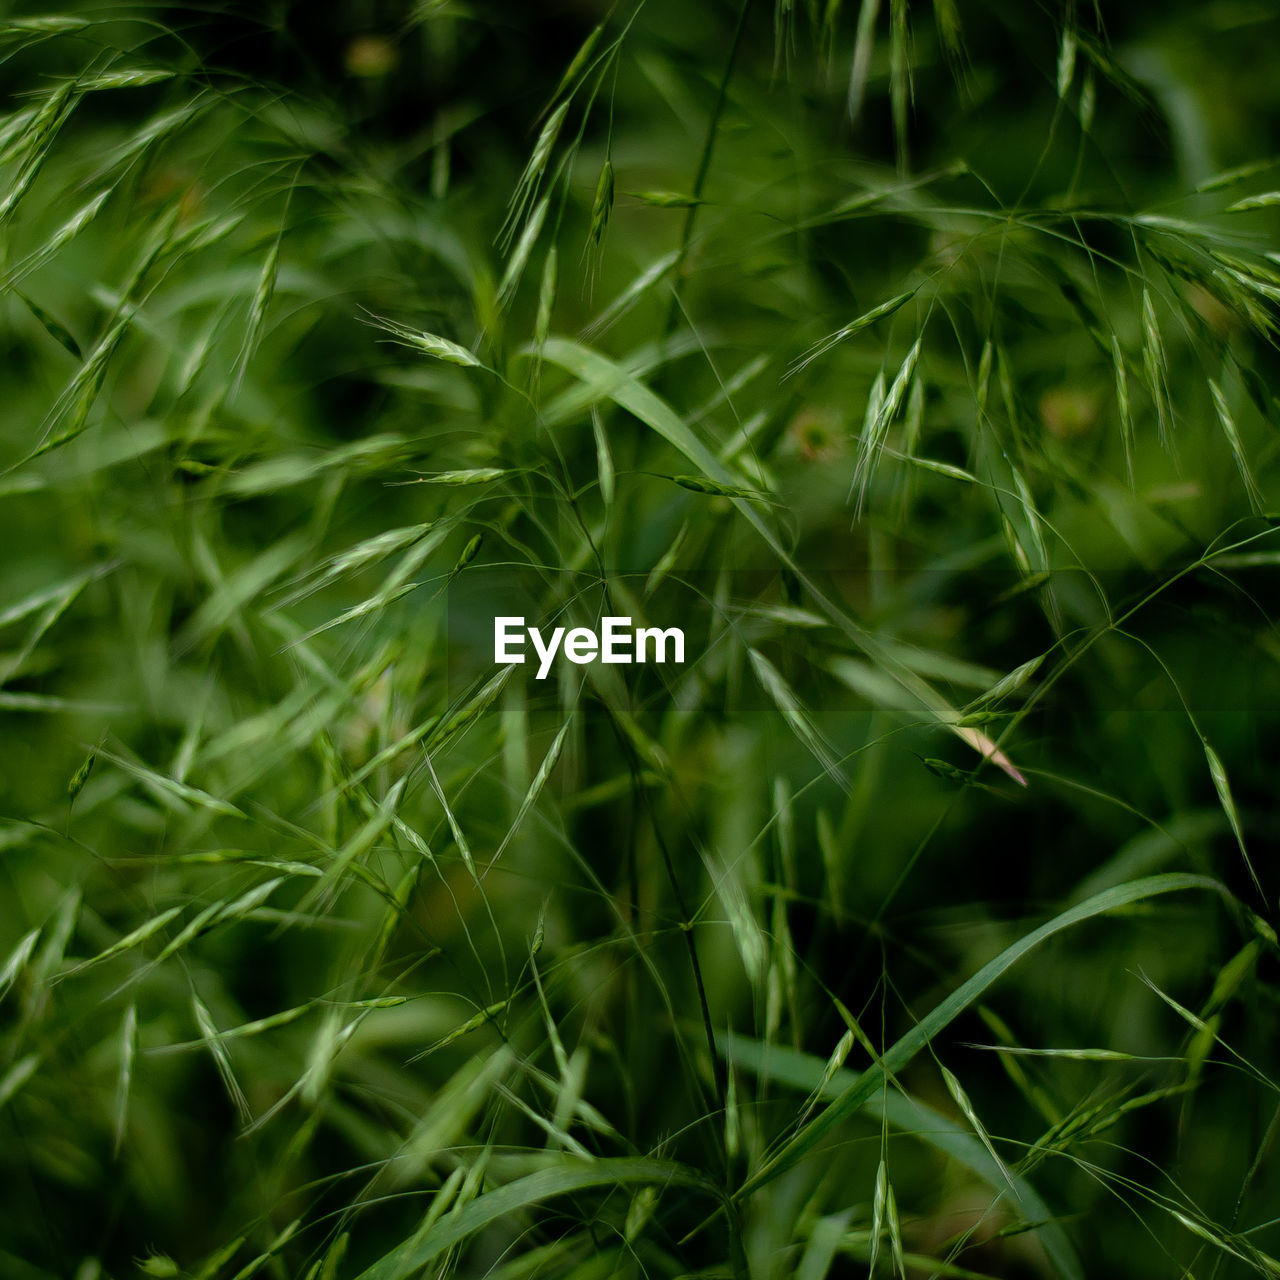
[724,1033,1082,1280]
[0,928,40,1002]
[846,0,882,120]
[1202,737,1261,899]
[15,290,81,359]
[65,906,183,976]
[354,1158,722,1280]
[738,873,1229,1198]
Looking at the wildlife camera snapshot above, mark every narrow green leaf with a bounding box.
[738,874,1228,1196]
[16,290,81,359]
[631,189,701,207]
[671,473,758,498]
[70,906,184,975]
[0,1054,39,1108]
[590,406,615,509]
[0,928,40,1002]
[1227,191,1280,213]
[846,0,881,120]
[354,1159,721,1280]
[191,991,251,1123]
[113,1003,136,1155]
[1057,24,1077,98]
[498,195,549,309]
[1198,157,1280,192]
[1203,737,1261,897]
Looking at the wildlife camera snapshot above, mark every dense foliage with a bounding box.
[3,1,1280,1276]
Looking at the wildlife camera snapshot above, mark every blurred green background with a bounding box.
[2,1,1280,1277]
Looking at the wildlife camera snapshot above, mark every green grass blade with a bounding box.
[354,1158,722,1280]
[738,873,1228,1197]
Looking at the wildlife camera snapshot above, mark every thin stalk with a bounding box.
[662,0,757,340]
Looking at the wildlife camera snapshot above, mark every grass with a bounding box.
[2,1,1280,1277]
